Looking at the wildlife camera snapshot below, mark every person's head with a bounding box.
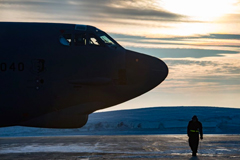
[192,115,198,121]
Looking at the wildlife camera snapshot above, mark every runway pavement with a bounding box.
[0,135,240,159]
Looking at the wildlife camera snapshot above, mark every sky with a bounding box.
[1,0,240,111]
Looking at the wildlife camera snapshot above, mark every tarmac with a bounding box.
[0,135,240,160]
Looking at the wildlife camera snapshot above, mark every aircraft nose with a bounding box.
[125,49,168,93]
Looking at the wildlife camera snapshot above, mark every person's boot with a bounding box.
[192,151,197,156]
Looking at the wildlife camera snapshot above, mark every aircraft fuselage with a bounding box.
[0,22,168,128]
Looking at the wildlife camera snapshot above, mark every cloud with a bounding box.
[200,34,240,40]
[67,0,184,20]
[164,58,240,76]
[217,13,240,23]
[110,33,240,53]
[159,57,240,93]
[0,0,59,6]
[0,0,184,23]
[111,33,240,42]
[125,47,238,58]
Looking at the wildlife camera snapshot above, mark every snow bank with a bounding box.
[0,107,240,137]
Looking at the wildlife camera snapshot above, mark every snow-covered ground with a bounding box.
[0,106,240,137]
[0,135,240,159]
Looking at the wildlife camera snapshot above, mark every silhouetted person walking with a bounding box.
[187,115,203,156]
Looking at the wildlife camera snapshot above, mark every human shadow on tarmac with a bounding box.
[189,156,200,160]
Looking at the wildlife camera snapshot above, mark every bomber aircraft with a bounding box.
[0,22,168,128]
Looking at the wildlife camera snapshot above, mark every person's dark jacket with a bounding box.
[187,120,203,139]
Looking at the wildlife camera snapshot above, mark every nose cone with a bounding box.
[125,49,168,97]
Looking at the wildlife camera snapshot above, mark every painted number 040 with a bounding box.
[0,63,24,71]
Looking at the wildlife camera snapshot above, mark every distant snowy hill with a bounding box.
[1,107,240,137]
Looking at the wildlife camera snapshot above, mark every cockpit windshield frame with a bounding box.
[59,26,123,49]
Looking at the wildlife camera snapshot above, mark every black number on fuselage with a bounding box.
[0,63,7,71]
[10,63,16,71]
[0,63,25,72]
[18,63,24,71]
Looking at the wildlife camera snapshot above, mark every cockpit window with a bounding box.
[97,33,119,48]
[89,37,100,46]
[60,31,120,48]
[59,34,71,46]
[88,34,101,46]
[100,35,115,45]
[74,33,86,46]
